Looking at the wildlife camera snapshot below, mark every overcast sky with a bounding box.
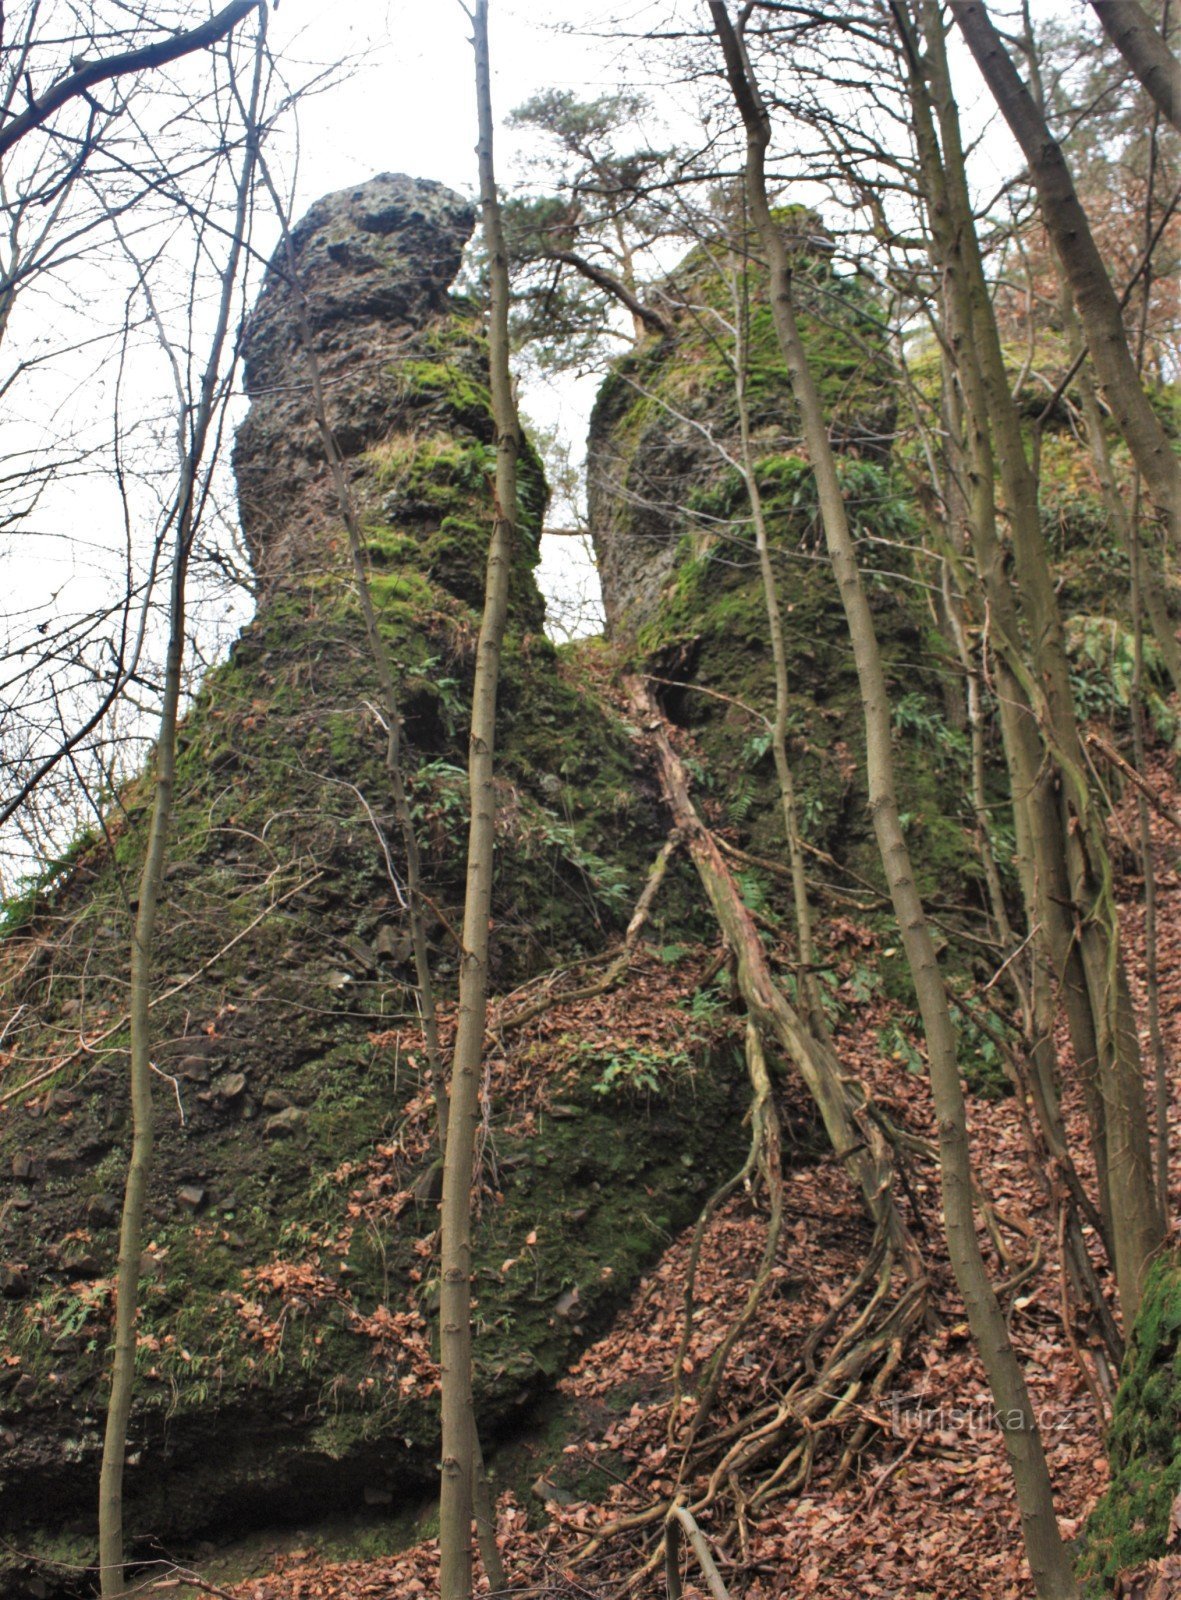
[271,0,1021,212]
[273,3,642,207]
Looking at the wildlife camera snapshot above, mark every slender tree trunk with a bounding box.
[951,0,1181,561]
[904,21,1113,1233]
[438,6,519,1596]
[98,27,264,1594]
[909,0,1162,1315]
[1022,14,1181,694]
[710,8,1080,1591]
[1090,0,1181,133]
[472,1427,507,1594]
[934,373,1023,965]
[1072,349,1181,690]
[1130,507,1173,1230]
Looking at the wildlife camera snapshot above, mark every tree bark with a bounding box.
[710,7,1080,1592]
[1091,0,1181,134]
[950,0,1181,563]
[438,6,519,1597]
[546,248,672,336]
[909,0,1162,1316]
[903,0,1114,1229]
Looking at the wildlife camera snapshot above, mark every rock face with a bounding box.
[587,233,976,909]
[589,222,897,641]
[0,176,745,1591]
[234,174,478,591]
[1081,1255,1181,1589]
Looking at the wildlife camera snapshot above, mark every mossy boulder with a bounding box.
[587,232,983,926]
[0,175,746,1593]
[1080,1255,1181,1592]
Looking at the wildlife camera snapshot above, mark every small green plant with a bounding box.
[402,654,464,734]
[525,808,632,913]
[589,1046,689,1098]
[954,1004,1013,1100]
[845,961,882,1005]
[742,729,773,767]
[1065,614,1176,741]
[736,869,777,921]
[571,1040,690,1099]
[689,983,726,1023]
[726,774,758,826]
[411,759,469,832]
[683,755,714,792]
[877,1018,924,1076]
[800,791,826,836]
[891,692,969,770]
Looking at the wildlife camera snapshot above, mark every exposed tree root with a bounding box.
[564,684,934,1592]
[573,1239,925,1589]
[665,1501,733,1600]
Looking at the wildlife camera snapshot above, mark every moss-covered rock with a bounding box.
[587,231,983,923]
[0,176,746,1593]
[1080,1255,1181,1592]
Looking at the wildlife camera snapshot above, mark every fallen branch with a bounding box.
[494,829,682,1032]
[1085,730,1181,836]
[624,674,919,1274]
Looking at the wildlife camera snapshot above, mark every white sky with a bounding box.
[274,3,634,205]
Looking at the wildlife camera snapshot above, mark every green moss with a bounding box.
[1080,1255,1181,1592]
[0,268,705,1559]
[590,229,998,978]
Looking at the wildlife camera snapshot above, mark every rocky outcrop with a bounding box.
[0,176,745,1593]
[588,223,897,641]
[587,233,976,909]
[234,173,480,591]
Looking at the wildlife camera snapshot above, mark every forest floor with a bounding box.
[189,744,1181,1600]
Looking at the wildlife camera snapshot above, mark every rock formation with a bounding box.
[0,176,743,1592]
[2,173,1175,1598]
[587,229,979,911]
